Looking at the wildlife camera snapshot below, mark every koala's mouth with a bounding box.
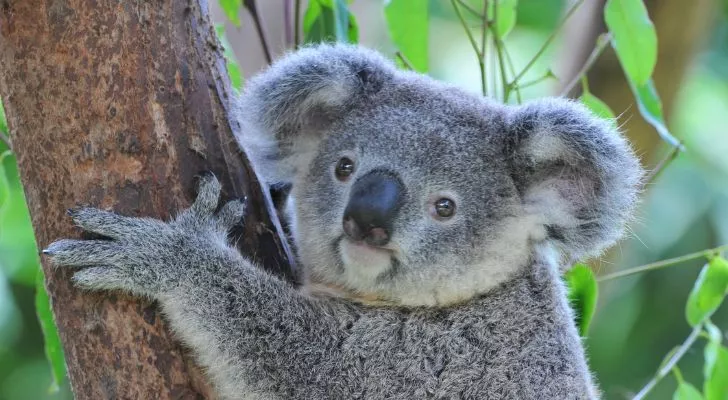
[337,236,395,272]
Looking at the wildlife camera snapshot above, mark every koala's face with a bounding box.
[237,44,642,307]
[292,89,539,306]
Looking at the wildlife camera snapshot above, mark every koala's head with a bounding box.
[235,44,642,307]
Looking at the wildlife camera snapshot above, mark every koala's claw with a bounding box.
[44,175,245,295]
[190,172,223,216]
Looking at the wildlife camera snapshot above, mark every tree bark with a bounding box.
[0,1,294,399]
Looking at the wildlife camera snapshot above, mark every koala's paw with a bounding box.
[43,174,246,297]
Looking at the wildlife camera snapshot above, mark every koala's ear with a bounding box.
[232,44,396,186]
[506,98,643,262]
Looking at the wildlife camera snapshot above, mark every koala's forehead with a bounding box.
[328,82,508,173]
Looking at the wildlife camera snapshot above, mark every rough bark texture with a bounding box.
[0,1,294,399]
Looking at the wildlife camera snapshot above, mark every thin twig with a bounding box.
[244,0,272,64]
[643,144,682,185]
[503,45,522,103]
[451,0,484,93]
[395,51,415,71]
[511,0,585,88]
[480,0,489,96]
[0,133,12,153]
[455,0,483,17]
[559,33,612,97]
[283,0,293,48]
[294,0,302,47]
[516,70,555,90]
[632,323,704,400]
[490,2,510,102]
[597,243,728,282]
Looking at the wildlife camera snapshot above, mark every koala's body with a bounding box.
[46,45,642,399]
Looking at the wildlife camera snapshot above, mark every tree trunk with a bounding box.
[0,1,294,399]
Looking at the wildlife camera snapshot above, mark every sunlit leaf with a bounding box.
[704,322,723,379]
[487,0,518,39]
[604,0,657,85]
[673,381,704,400]
[219,0,243,27]
[215,25,244,91]
[384,0,428,72]
[704,345,728,400]
[35,268,67,393]
[303,0,358,44]
[565,264,598,336]
[686,258,728,327]
[631,79,682,149]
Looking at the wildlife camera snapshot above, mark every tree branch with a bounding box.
[597,243,728,282]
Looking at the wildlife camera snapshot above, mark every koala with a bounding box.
[45,44,642,399]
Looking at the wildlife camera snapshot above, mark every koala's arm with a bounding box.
[43,175,359,399]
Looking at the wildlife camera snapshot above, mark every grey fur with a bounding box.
[46,44,642,399]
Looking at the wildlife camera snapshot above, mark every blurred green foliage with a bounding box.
[2,0,728,399]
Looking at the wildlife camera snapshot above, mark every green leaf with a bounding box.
[704,322,723,379]
[215,25,244,91]
[604,0,657,86]
[673,382,704,400]
[487,0,518,39]
[704,345,728,400]
[631,79,683,149]
[581,90,616,122]
[565,264,598,336]
[686,257,728,327]
[303,0,358,44]
[219,0,243,27]
[35,268,67,393]
[384,0,429,72]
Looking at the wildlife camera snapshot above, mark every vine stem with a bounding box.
[490,2,510,102]
[0,133,11,153]
[632,322,704,400]
[294,0,302,47]
[244,0,272,64]
[559,33,612,97]
[451,0,485,96]
[597,243,728,282]
[643,144,682,185]
[510,0,584,89]
[480,0,489,96]
[283,0,293,47]
[395,51,415,71]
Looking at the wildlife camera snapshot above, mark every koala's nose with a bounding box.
[343,170,405,247]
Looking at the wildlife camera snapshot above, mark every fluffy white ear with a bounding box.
[232,44,395,186]
[506,98,643,262]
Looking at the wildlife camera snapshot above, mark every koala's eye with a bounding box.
[335,157,355,181]
[433,198,456,219]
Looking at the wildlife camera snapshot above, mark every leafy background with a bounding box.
[1,0,728,399]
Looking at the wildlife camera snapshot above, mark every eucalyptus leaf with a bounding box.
[703,322,723,379]
[604,0,657,85]
[631,79,683,149]
[704,345,728,400]
[215,25,244,91]
[565,264,598,336]
[219,0,243,27]
[673,381,704,400]
[581,90,616,122]
[303,0,358,44]
[384,0,429,72]
[487,0,518,39]
[686,257,728,327]
[36,268,67,393]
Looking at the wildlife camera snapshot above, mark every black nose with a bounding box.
[343,170,404,247]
